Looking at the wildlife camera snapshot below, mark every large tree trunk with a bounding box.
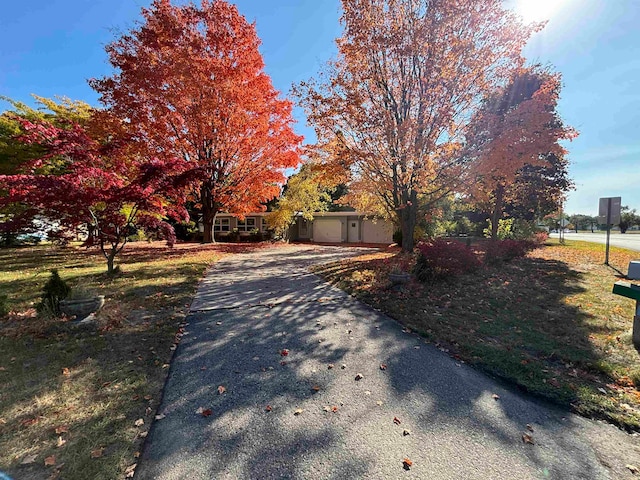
[491,184,505,241]
[400,190,418,252]
[201,185,217,244]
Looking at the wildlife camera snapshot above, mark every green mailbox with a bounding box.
[612,281,640,347]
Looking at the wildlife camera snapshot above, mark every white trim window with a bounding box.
[214,218,230,232]
[237,217,256,232]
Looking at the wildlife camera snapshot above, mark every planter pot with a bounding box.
[60,295,105,320]
[389,273,411,285]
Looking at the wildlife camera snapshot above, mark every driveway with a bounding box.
[136,244,640,479]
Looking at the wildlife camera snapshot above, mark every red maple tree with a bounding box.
[90,0,301,243]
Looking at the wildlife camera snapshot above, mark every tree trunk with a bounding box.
[107,251,116,274]
[491,184,505,241]
[201,185,217,244]
[400,190,417,252]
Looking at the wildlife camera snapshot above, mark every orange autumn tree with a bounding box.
[296,0,538,251]
[91,0,301,243]
[465,66,577,240]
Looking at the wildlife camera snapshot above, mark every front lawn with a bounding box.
[0,242,269,480]
[313,239,640,431]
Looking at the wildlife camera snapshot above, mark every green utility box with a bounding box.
[612,281,640,348]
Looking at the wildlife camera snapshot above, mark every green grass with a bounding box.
[0,242,238,479]
[313,240,640,431]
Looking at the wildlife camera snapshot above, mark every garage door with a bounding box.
[313,219,342,243]
[362,220,393,244]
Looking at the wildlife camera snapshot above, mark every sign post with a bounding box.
[598,197,622,266]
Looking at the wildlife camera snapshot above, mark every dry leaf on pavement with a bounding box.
[403,458,413,470]
[312,385,320,392]
[380,364,387,370]
[626,464,639,474]
[280,349,289,356]
[294,409,304,415]
[217,385,226,395]
[492,394,500,400]
[155,414,166,420]
[355,373,364,381]
[265,405,272,412]
[522,433,534,444]
[393,417,401,425]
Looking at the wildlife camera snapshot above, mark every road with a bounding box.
[551,232,640,252]
[135,244,640,479]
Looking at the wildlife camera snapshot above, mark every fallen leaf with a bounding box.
[492,394,500,400]
[294,409,304,416]
[54,425,69,434]
[403,458,413,470]
[265,405,272,412]
[393,417,401,425]
[162,364,170,369]
[280,361,287,366]
[44,455,56,466]
[90,448,104,459]
[312,385,320,392]
[598,387,607,394]
[138,431,148,438]
[376,401,383,406]
[526,424,534,432]
[380,364,387,370]
[522,433,534,445]
[125,463,137,478]
[331,406,339,412]
[143,395,152,401]
[62,368,70,376]
[216,321,222,325]
[364,390,371,395]
[355,373,364,381]
[21,454,37,465]
[134,418,144,427]
[134,451,141,458]
[196,407,213,417]
[217,385,226,395]
[56,436,66,448]
[341,364,347,369]
[403,429,411,436]
[155,414,166,420]
[626,464,639,474]
[328,364,334,369]
[323,406,331,412]
[280,349,289,356]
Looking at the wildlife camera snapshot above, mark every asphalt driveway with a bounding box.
[135,244,640,479]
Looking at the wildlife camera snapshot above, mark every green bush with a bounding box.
[38,269,71,316]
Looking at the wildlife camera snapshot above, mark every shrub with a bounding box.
[533,231,549,246]
[484,239,535,264]
[413,239,480,281]
[38,269,71,316]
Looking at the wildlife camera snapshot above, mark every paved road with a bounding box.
[136,244,640,479]
[552,232,640,252]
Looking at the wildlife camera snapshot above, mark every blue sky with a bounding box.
[1,0,638,215]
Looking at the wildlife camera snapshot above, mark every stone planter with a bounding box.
[389,272,411,285]
[60,295,105,320]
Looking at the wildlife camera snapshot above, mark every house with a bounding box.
[212,211,394,244]
[289,212,393,244]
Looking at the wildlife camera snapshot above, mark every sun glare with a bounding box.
[515,0,562,23]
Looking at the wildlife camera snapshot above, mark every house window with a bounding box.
[237,217,256,232]
[214,218,230,232]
